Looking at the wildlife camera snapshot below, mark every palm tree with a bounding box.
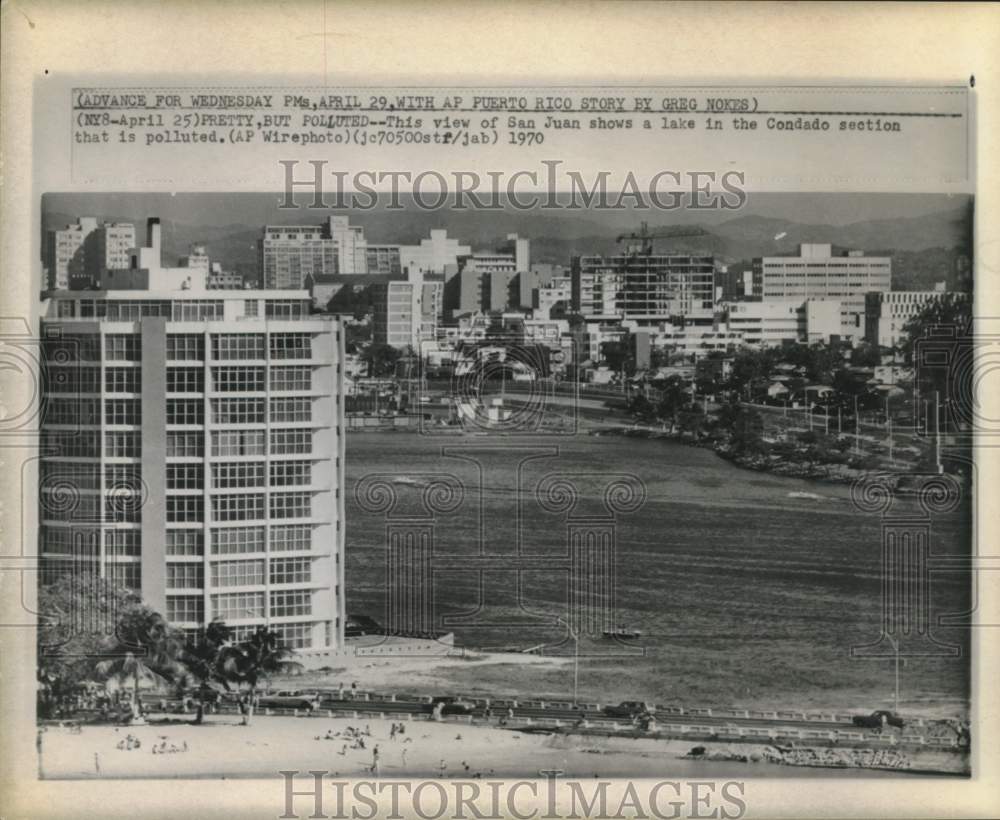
[218,626,299,726]
[179,619,233,724]
[95,607,184,722]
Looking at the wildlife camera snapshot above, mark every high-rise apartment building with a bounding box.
[44,218,136,291]
[259,216,368,289]
[570,254,716,323]
[864,288,966,348]
[39,284,346,663]
[371,272,443,350]
[751,243,891,338]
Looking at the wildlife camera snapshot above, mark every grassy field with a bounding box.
[341,431,971,716]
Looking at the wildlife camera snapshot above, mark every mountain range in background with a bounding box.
[41,195,973,293]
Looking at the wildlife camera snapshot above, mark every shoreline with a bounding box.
[37,716,968,779]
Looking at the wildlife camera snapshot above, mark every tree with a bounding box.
[896,294,973,433]
[37,575,143,717]
[726,349,777,398]
[95,606,185,721]
[654,376,691,433]
[327,284,375,320]
[362,343,402,378]
[179,619,234,724]
[218,626,299,726]
[600,340,634,376]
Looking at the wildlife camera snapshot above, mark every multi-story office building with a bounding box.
[93,222,138,284]
[39,281,346,664]
[446,235,530,316]
[751,243,891,338]
[722,298,842,347]
[44,218,136,291]
[864,288,967,348]
[399,229,471,275]
[371,272,443,350]
[45,217,98,290]
[571,254,716,323]
[259,216,368,289]
[533,275,572,319]
[366,245,402,277]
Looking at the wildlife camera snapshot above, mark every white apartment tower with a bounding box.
[751,243,891,339]
[40,285,347,663]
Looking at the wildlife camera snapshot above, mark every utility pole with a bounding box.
[887,633,900,714]
[854,394,860,455]
[555,616,580,706]
[935,390,943,474]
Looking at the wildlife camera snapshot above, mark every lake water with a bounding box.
[345,432,971,714]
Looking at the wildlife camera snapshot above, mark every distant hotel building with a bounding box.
[259,216,368,288]
[447,234,530,316]
[751,243,891,338]
[864,288,966,348]
[722,298,842,347]
[371,272,444,350]
[570,253,716,323]
[44,217,136,290]
[40,229,346,663]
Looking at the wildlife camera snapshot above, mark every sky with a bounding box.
[42,191,972,232]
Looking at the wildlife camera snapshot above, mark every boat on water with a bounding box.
[603,626,642,640]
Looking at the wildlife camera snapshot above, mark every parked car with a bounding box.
[257,690,320,712]
[603,701,655,719]
[852,710,905,730]
[429,696,476,715]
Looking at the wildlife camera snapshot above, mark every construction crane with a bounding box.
[615,222,708,255]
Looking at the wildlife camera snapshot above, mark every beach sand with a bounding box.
[39,715,913,780]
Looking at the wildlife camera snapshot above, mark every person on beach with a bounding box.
[370,745,380,777]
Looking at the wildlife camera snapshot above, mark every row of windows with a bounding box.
[213,462,265,488]
[43,397,101,426]
[270,589,312,617]
[270,461,311,486]
[212,398,265,425]
[167,335,205,361]
[167,399,204,426]
[274,621,313,649]
[107,562,141,591]
[167,463,203,490]
[211,559,265,587]
[167,367,204,393]
[166,596,204,623]
[213,366,265,391]
[212,527,265,555]
[270,397,312,422]
[165,525,312,556]
[167,563,204,589]
[44,366,100,394]
[211,591,264,621]
[106,399,141,426]
[167,530,204,556]
[104,529,140,556]
[104,333,142,362]
[106,367,140,393]
[207,493,313,521]
[169,401,321,429]
[271,557,312,585]
[212,494,265,521]
[212,429,314,456]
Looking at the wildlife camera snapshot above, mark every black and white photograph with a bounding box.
[31,188,974,781]
[2,5,999,819]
